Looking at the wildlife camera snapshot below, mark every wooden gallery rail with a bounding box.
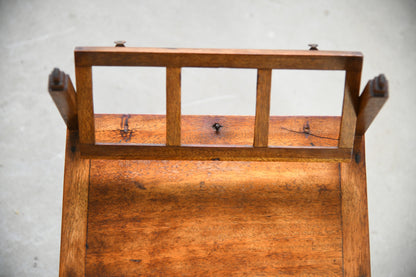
[49,46,388,277]
[48,47,385,162]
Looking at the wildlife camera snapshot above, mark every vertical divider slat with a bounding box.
[75,66,95,145]
[166,67,182,146]
[254,69,272,147]
[339,70,361,149]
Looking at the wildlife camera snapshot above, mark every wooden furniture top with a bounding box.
[50,46,388,277]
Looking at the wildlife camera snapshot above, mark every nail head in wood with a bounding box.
[212,123,223,132]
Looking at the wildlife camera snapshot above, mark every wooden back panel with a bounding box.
[74,47,363,162]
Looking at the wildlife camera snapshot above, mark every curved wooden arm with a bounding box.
[356,74,389,135]
[48,68,78,130]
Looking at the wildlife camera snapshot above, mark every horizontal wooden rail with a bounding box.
[75,47,362,70]
[80,144,352,162]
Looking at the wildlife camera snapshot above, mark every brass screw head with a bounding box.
[114,40,126,47]
[308,43,318,50]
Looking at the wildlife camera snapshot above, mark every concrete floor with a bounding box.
[0,0,415,276]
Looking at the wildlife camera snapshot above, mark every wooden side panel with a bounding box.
[340,136,371,277]
[254,69,272,147]
[75,66,95,145]
[59,130,90,277]
[166,67,181,146]
[339,70,362,149]
[86,160,343,276]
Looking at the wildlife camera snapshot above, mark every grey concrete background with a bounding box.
[0,0,415,276]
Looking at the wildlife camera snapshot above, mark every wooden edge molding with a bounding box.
[59,130,90,277]
[74,47,363,70]
[79,143,352,162]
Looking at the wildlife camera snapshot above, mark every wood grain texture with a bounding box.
[94,115,341,147]
[254,69,272,147]
[86,159,343,276]
[75,47,363,70]
[75,66,95,145]
[59,130,90,277]
[56,116,372,276]
[82,115,350,162]
[48,69,78,130]
[72,47,366,160]
[356,75,388,136]
[340,136,371,277]
[81,143,350,162]
[166,67,181,146]
[339,69,362,149]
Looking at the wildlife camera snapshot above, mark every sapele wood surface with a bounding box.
[81,115,348,162]
[73,47,363,160]
[59,131,90,277]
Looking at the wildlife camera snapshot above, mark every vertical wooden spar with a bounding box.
[59,130,90,277]
[166,67,182,146]
[75,66,95,145]
[48,68,78,130]
[356,74,388,136]
[339,70,362,149]
[254,69,272,147]
[340,136,371,277]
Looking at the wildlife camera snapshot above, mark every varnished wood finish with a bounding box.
[48,69,78,130]
[341,136,371,277]
[72,47,369,161]
[81,143,351,162]
[339,70,362,149]
[75,47,363,70]
[254,69,272,147]
[75,66,95,145]
[59,130,90,277]
[52,47,387,276]
[356,75,388,135]
[81,115,350,162]
[94,114,340,147]
[55,116,373,276]
[86,159,343,276]
[166,67,181,146]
